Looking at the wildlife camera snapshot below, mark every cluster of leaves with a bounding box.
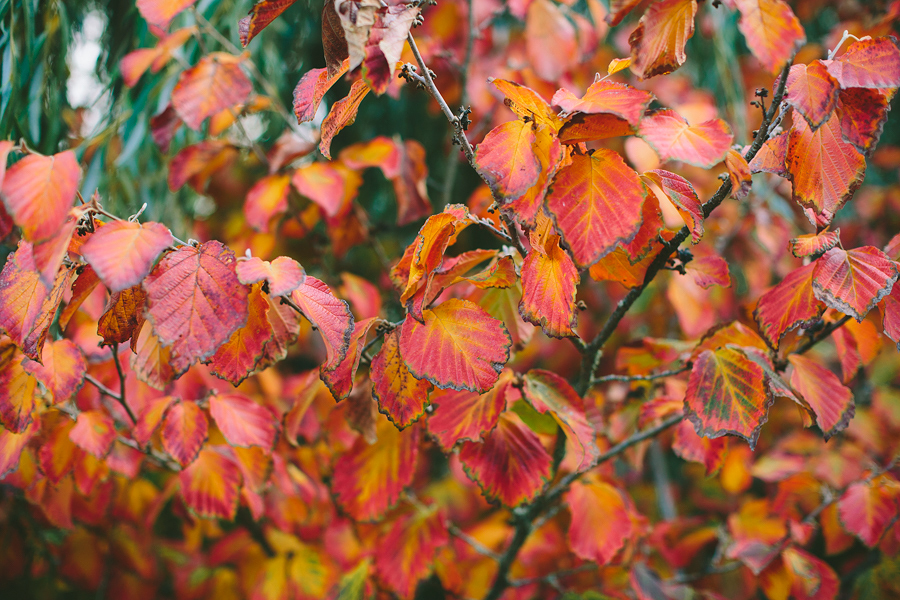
[3,0,900,599]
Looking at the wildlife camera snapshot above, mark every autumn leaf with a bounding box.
[458,412,552,507]
[748,130,789,176]
[685,254,731,289]
[132,395,175,446]
[21,339,85,404]
[161,400,208,467]
[374,506,448,597]
[69,411,117,459]
[81,221,173,293]
[321,317,381,401]
[98,286,146,349]
[135,0,195,29]
[753,262,824,349]
[552,79,653,126]
[474,120,541,201]
[120,27,195,87]
[685,346,773,448]
[733,0,805,74]
[785,61,840,130]
[824,36,900,89]
[519,224,579,338]
[179,448,242,520]
[207,284,273,385]
[292,60,350,123]
[790,229,841,258]
[643,169,704,242]
[812,246,898,321]
[639,109,733,168]
[319,79,371,159]
[399,299,511,393]
[788,354,854,440]
[0,151,80,243]
[362,5,418,94]
[239,0,298,47]
[837,87,893,155]
[236,255,305,297]
[131,322,175,390]
[837,478,900,547]
[0,420,38,478]
[492,79,562,131]
[244,173,292,232]
[331,416,419,521]
[171,53,252,130]
[426,369,512,451]
[0,341,39,433]
[672,419,727,475]
[290,276,354,372]
[725,149,752,200]
[370,329,431,429]
[168,140,238,192]
[334,0,380,71]
[628,0,697,79]
[501,126,563,227]
[566,480,632,563]
[525,0,578,82]
[209,392,278,450]
[144,241,249,375]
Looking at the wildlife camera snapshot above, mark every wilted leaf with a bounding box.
[98,286,146,348]
[361,5,418,94]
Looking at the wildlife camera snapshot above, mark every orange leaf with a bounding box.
[492,79,562,131]
[371,329,432,428]
[458,412,552,506]
[374,507,448,597]
[557,112,635,144]
[639,109,733,168]
[0,341,39,433]
[290,276,354,371]
[292,161,357,218]
[523,370,599,471]
[319,79,371,159]
[788,354,854,440]
[824,36,900,89]
[474,120,541,201]
[132,395,175,446]
[837,478,900,547]
[21,339,85,404]
[628,0,697,79]
[391,139,432,226]
[734,0,805,74]
[686,254,731,289]
[81,221,173,293]
[144,241,249,375]
[69,410,117,458]
[179,447,242,519]
[566,480,632,563]
[32,216,77,289]
[131,322,175,390]
[39,417,76,483]
[238,0,298,47]
[292,59,349,123]
[748,130,788,176]
[545,150,646,268]
[0,151,80,242]
[519,226,579,338]
[161,400,208,467]
[207,284,273,385]
[171,53,252,130]
[552,79,653,127]
[258,291,303,367]
[236,255,305,297]
[643,169,704,242]
[812,246,898,321]
[501,125,563,227]
[0,419,37,478]
[786,114,866,225]
[725,149,752,200]
[785,61,840,130]
[790,228,841,258]
[399,298,511,393]
[244,173,292,233]
[209,392,278,450]
[120,27,195,86]
[167,140,238,192]
[525,0,578,82]
[135,0,195,29]
[685,346,773,448]
[753,262,824,349]
[361,5,418,94]
[321,317,381,401]
[98,286,147,349]
[331,416,419,521]
[837,87,893,155]
[426,369,512,451]
[781,547,839,600]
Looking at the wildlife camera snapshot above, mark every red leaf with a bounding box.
[672,419,726,475]
[748,130,789,176]
[639,109,733,168]
[824,36,900,89]
[399,298,511,393]
[21,339,85,404]
[81,221,173,293]
[812,246,898,321]
[426,369,512,451]
[131,322,175,390]
[132,395,175,446]
[331,417,419,521]
[628,0,697,79]
[0,151,80,242]
[207,284,273,385]
[519,217,579,338]
[545,150,646,268]
[525,0,578,82]
[209,392,278,450]
[371,329,432,428]
[171,53,252,130]
[32,217,76,289]
[785,61,840,129]
[0,341,38,433]
[734,0,805,74]
[790,229,841,258]
[321,317,380,401]
[292,60,349,123]
[120,27,195,86]
[167,140,238,192]
[135,0,195,29]
[837,87,893,155]
[643,169,704,242]
[361,5,418,94]
[753,262,824,349]
[391,139,432,226]
[258,291,303,367]
[39,417,76,483]
[374,506,448,597]
[144,241,249,375]
[837,478,900,547]
[685,254,731,289]
[179,447,242,519]
[566,480,632,563]
[290,276,354,371]
[236,255,305,297]
[59,266,100,332]
[243,173,292,233]
[319,79,371,159]
[501,127,563,227]
[474,120,541,201]
[69,410,117,458]
[292,161,359,219]
[0,420,37,478]
[782,547,839,600]
[238,0,298,47]
[458,412,552,506]
[557,112,635,144]
[788,354,854,440]
[786,114,866,225]
[685,346,773,448]
[522,370,599,471]
[552,79,653,126]
[161,400,208,467]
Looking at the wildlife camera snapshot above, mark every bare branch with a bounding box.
[590,365,690,385]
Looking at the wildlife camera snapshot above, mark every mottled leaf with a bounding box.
[371,329,431,428]
[161,400,208,467]
[171,53,252,130]
[812,246,898,322]
[639,109,733,168]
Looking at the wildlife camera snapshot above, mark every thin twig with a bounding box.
[793,315,852,357]
[509,563,598,588]
[84,373,121,401]
[111,348,137,424]
[448,524,502,561]
[590,365,690,385]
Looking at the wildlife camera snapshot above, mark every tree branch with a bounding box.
[590,365,690,385]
